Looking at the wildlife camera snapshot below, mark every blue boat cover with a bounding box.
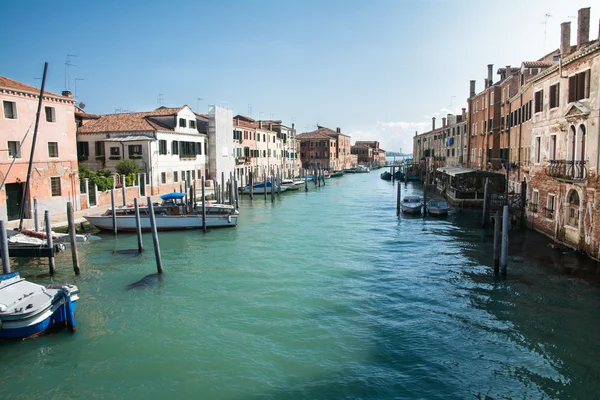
[160,192,186,200]
[0,272,19,281]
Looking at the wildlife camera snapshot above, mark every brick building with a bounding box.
[297,128,338,170]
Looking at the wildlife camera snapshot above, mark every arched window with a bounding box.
[567,125,576,162]
[566,189,580,228]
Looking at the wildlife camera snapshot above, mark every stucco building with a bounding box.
[0,76,79,221]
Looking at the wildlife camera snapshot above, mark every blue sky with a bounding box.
[1,0,597,153]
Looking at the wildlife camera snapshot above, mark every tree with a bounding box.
[115,159,140,176]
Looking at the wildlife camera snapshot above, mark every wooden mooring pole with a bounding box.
[501,204,509,275]
[493,210,500,274]
[111,189,117,235]
[481,178,489,228]
[0,220,10,274]
[134,198,143,253]
[67,202,80,275]
[45,210,55,275]
[146,196,163,274]
[396,181,401,216]
[201,177,207,232]
[33,198,39,232]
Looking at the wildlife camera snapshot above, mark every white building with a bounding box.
[207,105,234,182]
[77,106,208,194]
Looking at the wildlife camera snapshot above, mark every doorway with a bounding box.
[6,182,24,220]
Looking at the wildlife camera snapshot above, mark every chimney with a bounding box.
[505,65,511,80]
[62,90,72,98]
[292,123,295,129]
[432,117,436,130]
[484,78,489,89]
[561,21,572,56]
[336,127,341,133]
[258,121,262,129]
[462,108,467,121]
[469,80,476,98]
[442,117,447,127]
[487,64,493,86]
[577,7,590,48]
[415,130,418,137]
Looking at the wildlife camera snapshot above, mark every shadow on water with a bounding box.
[126,273,164,291]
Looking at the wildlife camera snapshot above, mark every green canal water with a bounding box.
[3,173,600,399]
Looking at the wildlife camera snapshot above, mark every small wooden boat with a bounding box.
[401,196,422,214]
[0,272,78,339]
[330,170,344,178]
[427,200,449,216]
[380,171,392,180]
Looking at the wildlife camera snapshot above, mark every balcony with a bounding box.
[543,207,554,219]
[236,156,250,165]
[528,203,538,213]
[545,160,587,182]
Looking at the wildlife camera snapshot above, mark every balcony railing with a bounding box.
[543,207,555,219]
[528,203,538,213]
[545,160,587,182]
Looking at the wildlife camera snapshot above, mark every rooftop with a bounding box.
[0,76,73,101]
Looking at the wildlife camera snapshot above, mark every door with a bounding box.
[88,180,97,206]
[6,183,24,220]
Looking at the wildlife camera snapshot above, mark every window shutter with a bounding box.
[569,75,576,103]
[585,70,591,98]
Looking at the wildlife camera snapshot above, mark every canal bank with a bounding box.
[2,172,600,399]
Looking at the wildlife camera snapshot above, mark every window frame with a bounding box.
[48,141,59,158]
[44,106,56,123]
[8,141,21,158]
[50,176,61,197]
[3,101,17,119]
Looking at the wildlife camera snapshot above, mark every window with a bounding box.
[48,142,59,158]
[531,190,539,212]
[535,137,541,163]
[549,135,556,160]
[568,70,591,102]
[51,177,61,196]
[77,141,89,157]
[128,144,142,156]
[189,120,196,129]
[110,146,120,156]
[534,90,543,113]
[172,140,179,155]
[159,140,167,155]
[174,171,178,182]
[546,194,555,219]
[161,172,166,184]
[95,142,105,156]
[549,83,560,109]
[179,118,187,128]
[8,141,20,158]
[45,106,56,122]
[3,101,17,119]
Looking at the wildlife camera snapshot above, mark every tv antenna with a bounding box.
[157,94,164,107]
[248,104,252,116]
[65,54,77,91]
[196,97,203,111]
[449,95,456,108]
[541,13,552,53]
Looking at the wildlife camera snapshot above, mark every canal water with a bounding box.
[2,172,600,399]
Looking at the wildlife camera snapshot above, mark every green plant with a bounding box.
[77,165,114,192]
[115,159,139,176]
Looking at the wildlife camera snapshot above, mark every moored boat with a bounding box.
[380,171,392,180]
[241,181,286,194]
[0,272,78,339]
[401,196,422,214]
[84,194,239,231]
[355,165,370,173]
[330,170,344,178]
[427,200,449,216]
[281,179,300,191]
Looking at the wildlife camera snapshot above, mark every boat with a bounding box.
[401,196,422,214]
[380,171,392,180]
[241,181,286,194]
[427,199,449,216]
[84,193,239,231]
[343,168,356,173]
[330,170,344,178]
[280,179,300,191]
[0,272,79,339]
[355,165,370,173]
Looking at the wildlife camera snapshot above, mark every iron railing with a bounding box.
[545,160,587,181]
[543,207,554,219]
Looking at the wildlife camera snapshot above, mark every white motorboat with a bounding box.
[0,272,78,339]
[401,196,422,214]
[280,179,300,191]
[427,200,449,216]
[84,195,238,232]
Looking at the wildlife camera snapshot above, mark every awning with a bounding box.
[103,135,154,142]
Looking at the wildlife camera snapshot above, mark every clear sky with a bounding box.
[1,0,597,153]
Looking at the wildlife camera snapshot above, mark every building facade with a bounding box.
[0,76,79,221]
